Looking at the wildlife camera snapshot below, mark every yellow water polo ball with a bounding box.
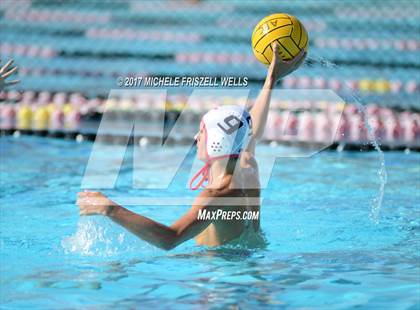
[252,13,309,65]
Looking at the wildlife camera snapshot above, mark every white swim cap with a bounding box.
[189,105,252,190]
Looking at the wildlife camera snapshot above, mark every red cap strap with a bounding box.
[189,162,210,190]
[189,154,240,191]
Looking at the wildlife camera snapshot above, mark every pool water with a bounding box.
[1,136,419,309]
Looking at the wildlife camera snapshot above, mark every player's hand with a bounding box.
[76,191,118,216]
[0,59,20,91]
[269,42,306,80]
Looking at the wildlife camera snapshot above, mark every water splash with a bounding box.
[347,91,388,224]
[61,217,134,257]
[315,56,387,224]
[307,56,338,69]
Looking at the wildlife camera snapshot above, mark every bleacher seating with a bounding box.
[0,1,418,109]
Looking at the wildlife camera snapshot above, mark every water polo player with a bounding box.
[76,43,306,250]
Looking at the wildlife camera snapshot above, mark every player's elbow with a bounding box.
[160,238,178,251]
[159,242,176,251]
[158,232,180,251]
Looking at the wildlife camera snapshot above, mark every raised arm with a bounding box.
[249,43,306,143]
[76,191,216,250]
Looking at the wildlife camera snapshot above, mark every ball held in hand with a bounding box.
[252,13,309,65]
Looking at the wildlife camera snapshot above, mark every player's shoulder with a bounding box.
[201,185,242,199]
[193,185,243,209]
[192,188,226,211]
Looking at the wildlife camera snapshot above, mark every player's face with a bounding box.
[195,125,206,161]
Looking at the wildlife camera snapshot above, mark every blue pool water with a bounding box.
[1,136,419,309]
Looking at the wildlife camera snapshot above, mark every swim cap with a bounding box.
[189,105,252,190]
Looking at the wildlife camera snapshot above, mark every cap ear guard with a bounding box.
[207,132,227,155]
